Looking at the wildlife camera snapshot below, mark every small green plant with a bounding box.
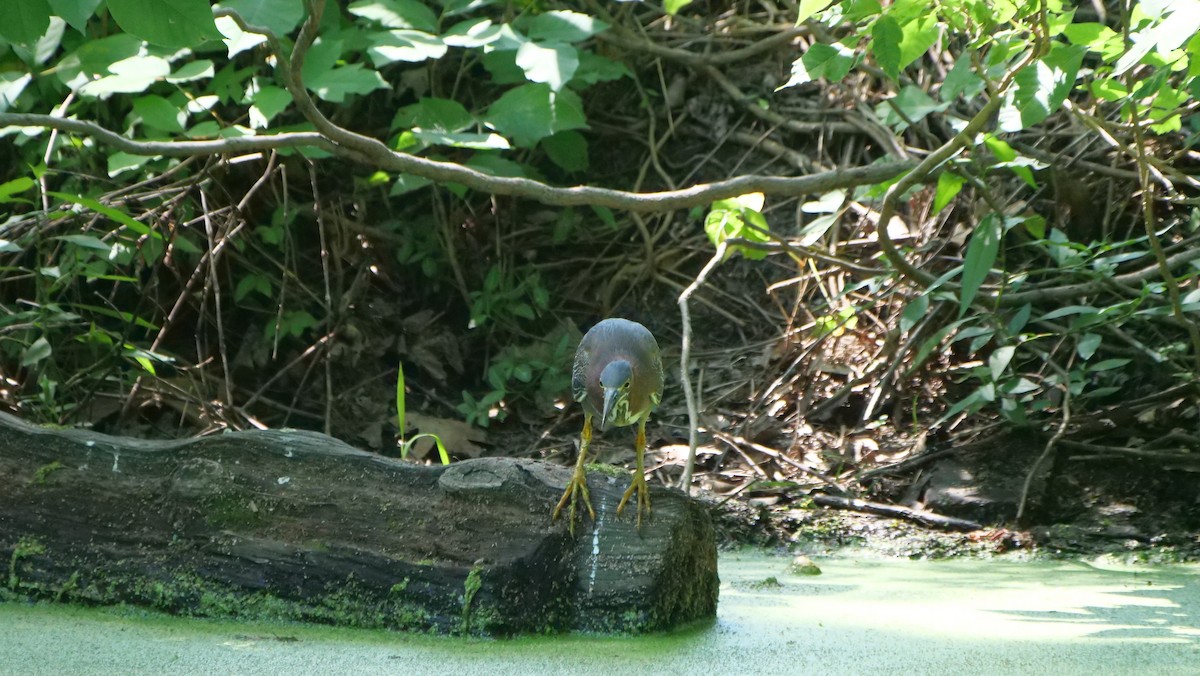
[460,565,483,634]
[396,362,449,464]
[468,265,551,329]
[9,536,45,590]
[703,192,771,260]
[458,331,573,428]
[31,461,64,485]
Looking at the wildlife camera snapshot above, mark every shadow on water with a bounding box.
[980,560,1200,644]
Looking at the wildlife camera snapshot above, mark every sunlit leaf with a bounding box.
[988,345,1015,381]
[523,10,608,42]
[871,15,902,81]
[796,0,834,24]
[348,0,437,32]
[107,0,221,48]
[665,0,694,15]
[485,83,587,147]
[367,29,447,65]
[933,172,965,214]
[515,41,578,91]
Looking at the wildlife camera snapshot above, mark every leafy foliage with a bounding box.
[0,0,1198,484]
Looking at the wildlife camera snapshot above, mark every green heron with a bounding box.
[553,318,664,532]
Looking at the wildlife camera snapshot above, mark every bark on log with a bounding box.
[0,412,718,635]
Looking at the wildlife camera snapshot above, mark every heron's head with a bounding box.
[599,359,633,429]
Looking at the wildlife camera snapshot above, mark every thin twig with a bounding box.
[677,241,727,493]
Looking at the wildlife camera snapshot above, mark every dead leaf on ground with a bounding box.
[407,412,487,459]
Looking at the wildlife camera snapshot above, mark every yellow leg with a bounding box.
[553,413,596,534]
[617,417,652,530]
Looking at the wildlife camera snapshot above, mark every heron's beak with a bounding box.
[601,386,618,431]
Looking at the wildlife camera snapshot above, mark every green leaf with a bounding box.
[55,234,112,251]
[306,63,389,103]
[0,0,51,44]
[781,42,856,88]
[107,152,158,177]
[1000,43,1085,131]
[897,14,939,72]
[515,41,578,91]
[214,14,267,56]
[392,97,474,132]
[133,94,186,133]
[21,336,53,367]
[107,0,221,48]
[167,60,215,83]
[412,130,510,150]
[941,53,983,101]
[542,130,589,172]
[796,0,835,23]
[899,293,929,333]
[1063,22,1117,49]
[935,388,987,427]
[958,214,1001,315]
[390,174,433,195]
[0,177,37,203]
[396,361,407,440]
[49,0,104,33]
[1077,333,1101,360]
[485,84,587,147]
[0,73,32,112]
[348,0,438,32]
[704,193,770,260]
[247,84,292,128]
[443,18,505,48]
[48,191,199,254]
[222,0,306,36]
[797,214,837,245]
[234,274,273,301]
[871,15,902,81]
[466,154,526,178]
[1087,358,1130,372]
[367,30,447,65]
[79,55,171,98]
[877,85,949,131]
[571,51,631,87]
[665,0,694,15]
[988,345,1015,381]
[933,171,965,214]
[1007,303,1032,335]
[1022,215,1046,239]
[1114,5,1200,75]
[524,10,608,42]
[1039,305,1097,321]
[70,33,143,77]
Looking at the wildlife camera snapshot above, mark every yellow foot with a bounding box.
[616,472,651,530]
[552,466,595,535]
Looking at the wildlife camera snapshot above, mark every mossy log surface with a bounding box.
[0,412,718,635]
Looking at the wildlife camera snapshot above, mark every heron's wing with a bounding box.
[571,344,589,403]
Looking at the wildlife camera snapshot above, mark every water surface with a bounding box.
[3,552,1197,674]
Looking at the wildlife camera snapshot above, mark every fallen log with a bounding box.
[0,412,718,635]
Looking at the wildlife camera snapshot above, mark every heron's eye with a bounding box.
[622,381,630,390]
